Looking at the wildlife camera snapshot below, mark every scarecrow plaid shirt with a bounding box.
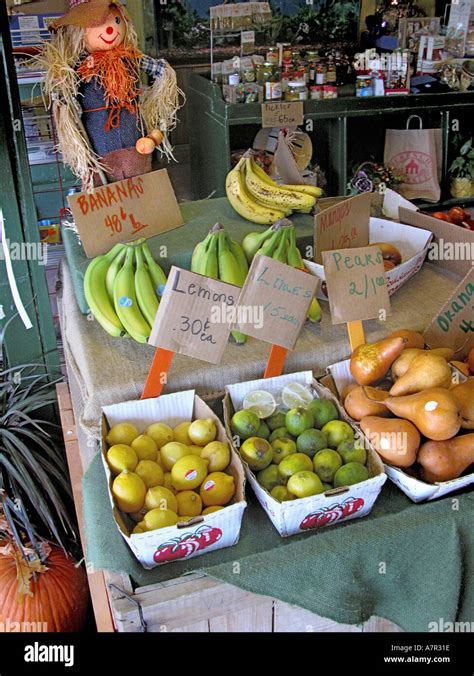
[141,55,166,80]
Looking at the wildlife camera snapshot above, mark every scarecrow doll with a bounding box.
[38,0,183,191]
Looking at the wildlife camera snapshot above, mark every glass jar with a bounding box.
[242,65,256,83]
[265,79,282,101]
[266,48,279,65]
[285,80,308,101]
[281,43,292,65]
[326,58,337,84]
[315,63,326,85]
[281,64,293,93]
[256,62,274,85]
[356,74,373,97]
[322,85,337,99]
[310,85,322,99]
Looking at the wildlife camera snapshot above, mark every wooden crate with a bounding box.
[57,379,403,634]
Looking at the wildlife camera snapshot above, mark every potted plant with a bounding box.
[448,138,474,198]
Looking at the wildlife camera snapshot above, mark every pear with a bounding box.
[388,329,425,350]
[384,388,461,441]
[391,347,455,380]
[360,416,419,467]
[344,386,392,421]
[350,336,406,386]
[451,378,474,429]
[389,353,452,396]
[418,433,474,483]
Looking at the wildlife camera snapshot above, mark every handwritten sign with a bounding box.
[262,102,304,129]
[68,169,183,258]
[322,246,391,324]
[233,255,319,350]
[423,269,474,358]
[148,267,236,364]
[314,193,371,264]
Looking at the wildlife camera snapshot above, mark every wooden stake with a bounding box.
[264,344,288,378]
[347,320,365,351]
[142,348,174,399]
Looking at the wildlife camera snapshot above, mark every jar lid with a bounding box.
[288,80,306,87]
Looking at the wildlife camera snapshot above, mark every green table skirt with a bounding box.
[83,451,474,632]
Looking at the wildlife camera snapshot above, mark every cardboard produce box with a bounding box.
[305,217,433,301]
[101,390,246,569]
[399,206,474,278]
[224,371,386,537]
[321,359,474,503]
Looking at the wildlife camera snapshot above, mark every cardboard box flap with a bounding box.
[102,390,195,430]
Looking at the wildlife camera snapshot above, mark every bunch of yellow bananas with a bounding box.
[241,220,322,323]
[191,223,248,344]
[225,153,322,225]
[84,239,167,343]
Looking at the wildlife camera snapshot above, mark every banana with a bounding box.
[226,158,287,225]
[256,225,285,258]
[203,233,219,279]
[244,157,316,212]
[273,227,289,264]
[217,232,247,345]
[113,247,151,343]
[142,241,167,298]
[191,232,211,275]
[105,245,127,302]
[286,227,305,269]
[84,243,126,337]
[224,232,248,285]
[135,245,160,328]
[241,227,273,262]
[249,152,322,199]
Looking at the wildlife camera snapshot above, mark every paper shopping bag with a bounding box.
[384,115,442,203]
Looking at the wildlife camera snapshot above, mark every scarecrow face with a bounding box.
[84,7,126,52]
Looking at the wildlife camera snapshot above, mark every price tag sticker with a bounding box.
[148,267,237,364]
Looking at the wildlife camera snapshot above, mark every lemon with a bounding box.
[188,418,217,446]
[177,515,196,523]
[106,422,139,447]
[130,507,147,523]
[171,455,209,490]
[131,523,146,535]
[188,445,204,456]
[242,390,277,419]
[112,470,146,513]
[281,383,314,409]
[144,508,178,531]
[270,485,294,502]
[144,422,174,449]
[145,486,178,513]
[106,444,138,475]
[202,506,224,515]
[135,460,164,488]
[163,472,178,494]
[200,472,235,506]
[160,442,193,470]
[176,490,203,517]
[131,434,158,461]
[173,421,192,445]
[200,441,230,472]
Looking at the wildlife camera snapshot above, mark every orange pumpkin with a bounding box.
[0,543,89,632]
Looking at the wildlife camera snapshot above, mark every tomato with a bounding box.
[448,207,467,224]
[431,212,452,222]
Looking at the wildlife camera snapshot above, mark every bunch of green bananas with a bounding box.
[84,239,167,343]
[191,223,248,344]
[225,152,322,225]
[241,219,322,323]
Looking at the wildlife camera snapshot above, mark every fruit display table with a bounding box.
[56,260,474,633]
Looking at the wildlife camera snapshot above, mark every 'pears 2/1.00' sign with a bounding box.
[322,245,391,325]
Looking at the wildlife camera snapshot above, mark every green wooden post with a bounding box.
[0,7,59,377]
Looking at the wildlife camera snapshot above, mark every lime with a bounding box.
[285,408,314,437]
[231,410,261,440]
[269,427,295,443]
[281,382,314,409]
[257,421,270,440]
[270,485,294,502]
[313,449,342,483]
[271,437,297,464]
[296,429,328,458]
[278,453,313,482]
[322,482,333,491]
[257,464,281,492]
[321,421,354,449]
[266,411,287,431]
[287,471,324,498]
[243,390,277,419]
[337,440,367,465]
[240,437,273,471]
[307,399,339,429]
[334,462,369,487]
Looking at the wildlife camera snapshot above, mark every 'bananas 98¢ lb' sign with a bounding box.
[68,169,183,258]
[148,266,237,364]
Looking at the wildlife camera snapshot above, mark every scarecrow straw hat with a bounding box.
[50,0,129,30]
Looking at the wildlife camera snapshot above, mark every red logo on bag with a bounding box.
[153,525,223,563]
[299,497,365,531]
[391,151,433,184]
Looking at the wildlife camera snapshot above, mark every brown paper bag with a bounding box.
[384,115,442,203]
